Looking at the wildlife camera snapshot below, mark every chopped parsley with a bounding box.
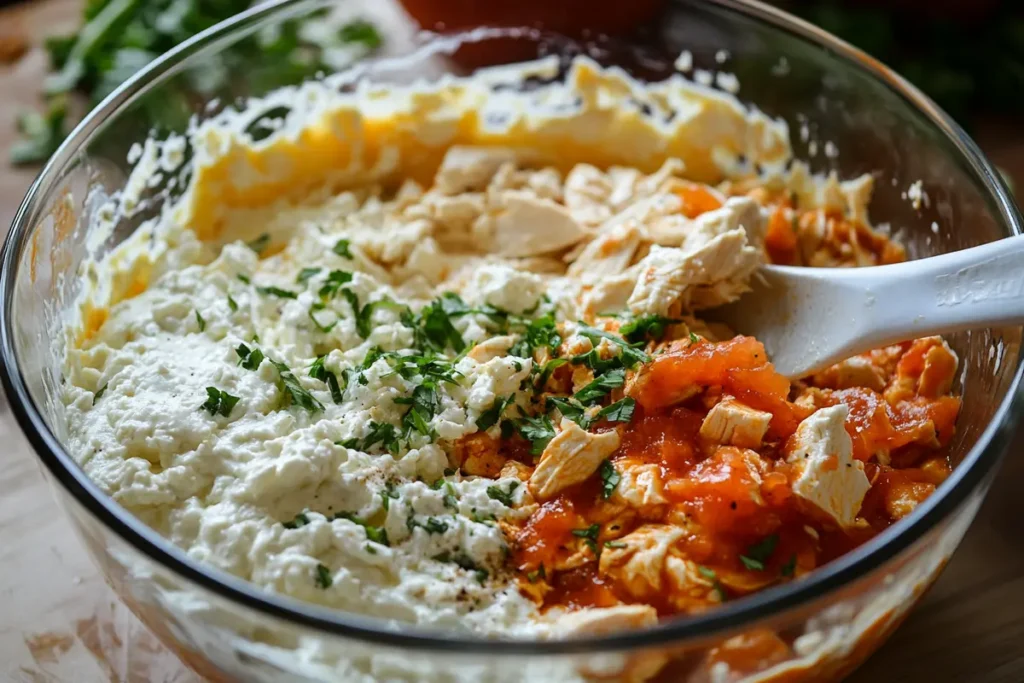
[571,523,601,554]
[599,460,621,499]
[689,332,700,344]
[336,512,389,546]
[477,395,513,431]
[247,233,271,254]
[545,396,588,426]
[308,303,338,333]
[486,481,520,507]
[422,517,449,534]
[576,325,650,368]
[235,343,264,371]
[395,383,440,439]
[315,563,333,589]
[740,534,779,572]
[195,310,206,332]
[308,355,343,404]
[359,421,400,453]
[698,566,729,601]
[619,314,677,343]
[595,396,636,424]
[333,238,353,259]
[93,382,108,405]
[381,482,400,511]
[200,387,240,418]
[296,267,321,284]
[256,285,298,299]
[534,357,568,389]
[271,360,324,412]
[418,298,466,353]
[237,274,251,284]
[573,367,626,404]
[515,414,556,456]
[509,314,560,358]
[283,512,310,529]
[318,270,353,299]
[780,554,797,578]
[227,293,239,312]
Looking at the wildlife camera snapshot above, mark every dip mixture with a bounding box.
[62,56,961,640]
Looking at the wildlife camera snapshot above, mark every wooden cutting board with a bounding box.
[2,2,1023,680]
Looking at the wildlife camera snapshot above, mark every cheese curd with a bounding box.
[61,55,960,660]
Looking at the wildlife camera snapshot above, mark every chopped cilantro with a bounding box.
[780,554,797,578]
[573,367,626,404]
[599,460,621,499]
[619,314,678,343]
[515,414,556,456]
[283,512,310,529]
[235,344,265,371]
[315,563,333,589]
[740,534,779,572]
[247,233,271,254]
[93,382,108,405]
[486,481,520,507]
[200,387,240,418]
[333,238,353,259]
[596,397,636,424]
[195,310,206,332]
[297,267,321,284]
[257,285,298,299]
[271,360,323,412]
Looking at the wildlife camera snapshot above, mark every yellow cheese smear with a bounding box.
[178,56,790,241]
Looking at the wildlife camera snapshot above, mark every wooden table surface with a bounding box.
[1,2,1024,681]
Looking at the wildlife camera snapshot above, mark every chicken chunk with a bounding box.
[467,335,516,363]
[434,146,520,195]
[612,462,668,514]
[484,191,586,258]
[529,419,621,500]
[564,163,613,226]
[555,603,658,635]
[786,405,871,528]
[599,524,684,599]
[699,398,773,449]
[567,222,642,280]
[627,198,766,315]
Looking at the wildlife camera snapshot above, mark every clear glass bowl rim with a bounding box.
[2,0,1022,657]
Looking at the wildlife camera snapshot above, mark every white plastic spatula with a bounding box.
[712,236,1024,379]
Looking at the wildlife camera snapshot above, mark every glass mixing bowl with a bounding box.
[2,0,1022,681]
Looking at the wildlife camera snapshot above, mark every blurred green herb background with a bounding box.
[10,0,382,165]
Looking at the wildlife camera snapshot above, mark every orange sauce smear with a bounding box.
[509,336,959,616]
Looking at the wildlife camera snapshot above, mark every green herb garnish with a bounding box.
[195,310,206,332]
[333,238,353,259]
[315,563,333,588]
[257,285,298,299]
[93,382,108,405]
[599,460,621,500]
[516,415,556,456]
[235,343,264,371]
[247,233,270,254]
[200,387,240,417]
[486,481,520,507]
[740,534,779,572]
[271,360,323,412]
[297,267,321,284]
[595,397,636,424]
